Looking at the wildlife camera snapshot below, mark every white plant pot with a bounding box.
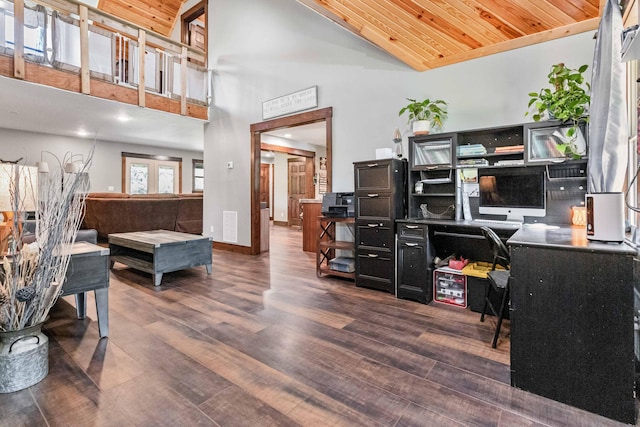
[412,120,431,135]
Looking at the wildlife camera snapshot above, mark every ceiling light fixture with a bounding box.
[76,129,89,137]
[117,115,131,122]
[284,133,292,138]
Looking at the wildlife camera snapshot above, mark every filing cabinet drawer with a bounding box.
[356,248,394,281]
[354,161,395,192]
[356,221,394,249]
[356,194,396,219]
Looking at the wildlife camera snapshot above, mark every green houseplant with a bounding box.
[526,63,590,158]
[399,98,448,135]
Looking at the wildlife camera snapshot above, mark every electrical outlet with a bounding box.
[108,185,114,191]
[210,226,214,233]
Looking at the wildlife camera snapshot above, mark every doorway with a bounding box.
[181,1,207,66]
[250,107,333,255]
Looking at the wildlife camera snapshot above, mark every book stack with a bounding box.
[458,158,489,167]
[494,144,524,154]
[457,144,486,156]
[494,159,525,166]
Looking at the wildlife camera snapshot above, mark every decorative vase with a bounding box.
[0,323,48,393]
[412,120,431,135]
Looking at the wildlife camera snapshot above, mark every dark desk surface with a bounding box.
[398,218,522,232]
[508,225,637,255]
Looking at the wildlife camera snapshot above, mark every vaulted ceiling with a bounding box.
[298,0,612,71]
[92,1,630,72]
[96,0,185,37]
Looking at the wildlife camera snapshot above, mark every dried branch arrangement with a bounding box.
[0,147,93,331]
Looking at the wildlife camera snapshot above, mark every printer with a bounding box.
[322,192,355,217]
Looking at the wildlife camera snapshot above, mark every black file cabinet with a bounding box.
[396,222,433,303]
[354,159,406,293]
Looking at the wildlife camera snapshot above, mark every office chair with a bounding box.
[479,226,511,348]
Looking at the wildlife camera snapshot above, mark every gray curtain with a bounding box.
[587,0,628,193]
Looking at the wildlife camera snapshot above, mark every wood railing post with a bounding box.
[181,46,187,115]
[138,29,146,107]
[79,5,90,94]
[13,0,25,79]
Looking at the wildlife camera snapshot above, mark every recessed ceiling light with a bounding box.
[117,115,131,122]
[284,133,292,138]
[77,129,89,137]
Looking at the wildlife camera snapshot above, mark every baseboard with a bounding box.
[273,221,288,227]
[212,241,254,254]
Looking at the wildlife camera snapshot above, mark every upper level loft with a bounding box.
[0,0,208,121]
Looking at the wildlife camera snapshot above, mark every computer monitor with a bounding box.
[478,168,546,222]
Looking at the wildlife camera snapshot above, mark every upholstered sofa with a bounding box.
[82,192,203,239]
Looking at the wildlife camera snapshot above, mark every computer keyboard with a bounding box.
[471,219,523,227]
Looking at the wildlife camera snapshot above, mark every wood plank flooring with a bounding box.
[0,225,632,426]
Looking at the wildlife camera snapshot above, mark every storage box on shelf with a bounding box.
[354,158,406,293]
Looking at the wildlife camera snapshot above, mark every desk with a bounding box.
[62,242,110,338]
[508,226,637,424]
[396,219,519,305]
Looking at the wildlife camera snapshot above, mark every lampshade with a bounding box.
[0,164,38,212]
[37,161,50,173]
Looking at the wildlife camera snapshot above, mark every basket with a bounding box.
[0,323,49,393]
[420,203,455,219]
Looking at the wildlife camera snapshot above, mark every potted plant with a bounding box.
[399,98,448,135]
[526,63,590,158]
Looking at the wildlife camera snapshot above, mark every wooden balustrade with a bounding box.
[2,0,207,120]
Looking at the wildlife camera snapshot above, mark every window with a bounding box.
[122,153,182,194]
[192,159,203,192]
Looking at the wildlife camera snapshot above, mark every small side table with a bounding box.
[62,242,110,338]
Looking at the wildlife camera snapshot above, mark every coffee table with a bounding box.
[108,230,212,286]
[63,241,110,338]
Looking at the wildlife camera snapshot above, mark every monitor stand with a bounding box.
[506,214,524,223]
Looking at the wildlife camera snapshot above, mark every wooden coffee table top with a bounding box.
[108,230,210,249]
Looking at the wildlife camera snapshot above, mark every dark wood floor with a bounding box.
[0,225,632,426]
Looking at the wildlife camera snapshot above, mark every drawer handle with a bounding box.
[367,163,378,167]
[367,254,379,258]
[367,223,380,228]
[425,166,438,170]
[405,225,419,229]
[367,193,379,198]
[405,242,419,247]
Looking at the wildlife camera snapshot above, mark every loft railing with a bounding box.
[0,0,209,119]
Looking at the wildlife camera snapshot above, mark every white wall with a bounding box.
[0,128,203,193]
[203,0,596,247]
[272,151,289,222]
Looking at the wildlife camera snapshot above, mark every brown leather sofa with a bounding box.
[82,192,203,239]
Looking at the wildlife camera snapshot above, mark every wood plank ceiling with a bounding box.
[298,0,608,71]
[97,0,185,37]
